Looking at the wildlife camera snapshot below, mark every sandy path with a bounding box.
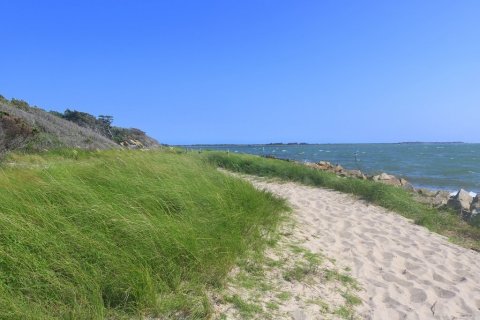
[249,178,480,320]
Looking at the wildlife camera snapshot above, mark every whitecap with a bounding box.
[450,190,477,197]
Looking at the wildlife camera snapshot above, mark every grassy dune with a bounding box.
[205,152,480,251]
[0,149,286,319]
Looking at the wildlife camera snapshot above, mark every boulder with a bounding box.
[417,188,437,197]
[316,161,334,170]
[470,196,480,226]
[343,169,367,180]
[372,173,406,187]
[433,190,451,207]
[470,195,480,217]
[399,178,414,191]
[447,189,473,212]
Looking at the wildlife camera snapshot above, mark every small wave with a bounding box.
[449,191,477,197]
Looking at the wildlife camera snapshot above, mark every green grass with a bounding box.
[342,292,362,306]
[0,149,287,319]
[205,152,480,251]
[282,249,321,283]
[324,269,359,289]
[334,305,355,319]
[275,291,292,301]
[223,295,263,317]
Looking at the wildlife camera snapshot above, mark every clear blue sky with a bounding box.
[1,1,479,144]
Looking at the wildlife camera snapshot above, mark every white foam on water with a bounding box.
[449,191,477,197]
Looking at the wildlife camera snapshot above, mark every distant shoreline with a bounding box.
[178,142,468,147]
[181,143,480,193]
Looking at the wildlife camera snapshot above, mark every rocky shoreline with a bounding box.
[263,156,479,225]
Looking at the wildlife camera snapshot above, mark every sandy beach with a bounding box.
[245,177,480,319]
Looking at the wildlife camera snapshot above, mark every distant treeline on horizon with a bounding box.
[179,142,466,147]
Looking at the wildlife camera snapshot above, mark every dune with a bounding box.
[246,177,480,319]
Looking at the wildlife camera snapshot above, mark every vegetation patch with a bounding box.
[224,295,263,318]
[214,223,362,319]
[205,152,480,251]
[0,149,287,319]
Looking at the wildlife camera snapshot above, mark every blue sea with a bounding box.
[184,143,480,192]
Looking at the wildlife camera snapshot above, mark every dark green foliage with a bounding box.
[110,126,147,144]
[10,98,30,111]
[205,152,480,251]
[55,109,159,147]
[62,109,112,138]
[48,110,65,118]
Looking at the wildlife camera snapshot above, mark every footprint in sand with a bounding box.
[409,287,427,303]
[433,286,456,299]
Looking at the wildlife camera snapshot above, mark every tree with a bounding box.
[98,115,114,139]
[98,115,113,127]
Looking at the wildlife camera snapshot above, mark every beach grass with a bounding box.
[205,152,480,251]
[0,149,287,319]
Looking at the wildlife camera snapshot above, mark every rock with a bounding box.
[433,190,451,207]
[417,188,437,198]
[373,172,393,181]
[416,189,465,209]
[346,169,367,180]
[315,161,334,170]
[470,196,480,226]
[334,164,344,173]
[470,195,480,216]
[372,173,407,187]
[447,189,473,212]
[399,178,414,191]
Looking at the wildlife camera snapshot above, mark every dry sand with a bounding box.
[244,177,480,320]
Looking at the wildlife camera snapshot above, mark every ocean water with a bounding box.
[185,143,480,192]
